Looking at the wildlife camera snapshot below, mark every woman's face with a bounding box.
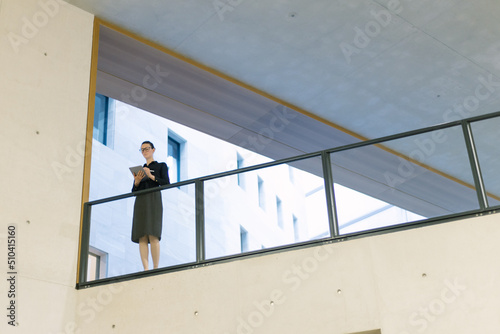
[141,144,155,159]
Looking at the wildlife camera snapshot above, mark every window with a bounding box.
[276,196,284,229]
[87,246,108,281]
[240,226,249,252]
[167,136,181,183]
[288,165,295,184]
[237,152,245,188]
[93,93,114,147]
[257,176,265,210]
[293,215,299,241]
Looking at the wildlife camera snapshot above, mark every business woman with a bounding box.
[131,141,170,270]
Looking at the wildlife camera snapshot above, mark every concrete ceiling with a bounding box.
[65,0,500,215]
[67,0,500,138]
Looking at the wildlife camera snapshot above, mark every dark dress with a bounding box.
[131,161,170,243]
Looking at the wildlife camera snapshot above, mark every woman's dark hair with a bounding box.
[142,141,155,149]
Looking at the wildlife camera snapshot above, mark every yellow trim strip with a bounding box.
[94,18,369,143]
[93,17,500,204]
[76,18,100,284]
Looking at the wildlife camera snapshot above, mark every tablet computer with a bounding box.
[129,165,146,178]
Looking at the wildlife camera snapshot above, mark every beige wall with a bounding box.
[74,214,500,334]
[0,0,93,332]
[2,1,500,334]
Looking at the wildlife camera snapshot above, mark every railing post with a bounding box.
[195,179,206,263]
[462,120,489,209]
[322,151,339,238]
[78,203,91,284]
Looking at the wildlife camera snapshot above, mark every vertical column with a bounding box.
[321,152,339,238]
[195,180,206,263]
[78,203,91,285]
[462,121,489,209]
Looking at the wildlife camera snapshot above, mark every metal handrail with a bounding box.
[77,111,500,288]
[87,110,500,207]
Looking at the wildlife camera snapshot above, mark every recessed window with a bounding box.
[240,226,249,252]
[258,176,265,210]
[288,165,295,184]
[167,136,181,183]
[237,152,245,189]
[276,196,284,229]
[293,215,299,241]
[93,93,114,147]
[87,246,108,281]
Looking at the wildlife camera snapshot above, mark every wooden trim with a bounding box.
[76,18,100,284]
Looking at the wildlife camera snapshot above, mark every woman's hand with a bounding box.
[133,170,145,186]
[143,167,154,181]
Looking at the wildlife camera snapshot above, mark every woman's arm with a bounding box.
[154,163,170,185]
[131,169,145,192]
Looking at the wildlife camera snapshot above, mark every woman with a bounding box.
[131,141,170,270]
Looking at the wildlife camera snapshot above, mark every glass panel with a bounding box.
[331,126,480,235]
[87,184,196,281]
[470,117,500,207]
[204,156,329,259]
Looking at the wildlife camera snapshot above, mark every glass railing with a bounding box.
[203,155,329,259]
[78,112,500,287]
[85,183,197,278]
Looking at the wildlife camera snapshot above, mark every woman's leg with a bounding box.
[139,235,149,270]
[149,235,160,269]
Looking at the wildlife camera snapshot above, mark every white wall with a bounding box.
[0,0,93,332]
